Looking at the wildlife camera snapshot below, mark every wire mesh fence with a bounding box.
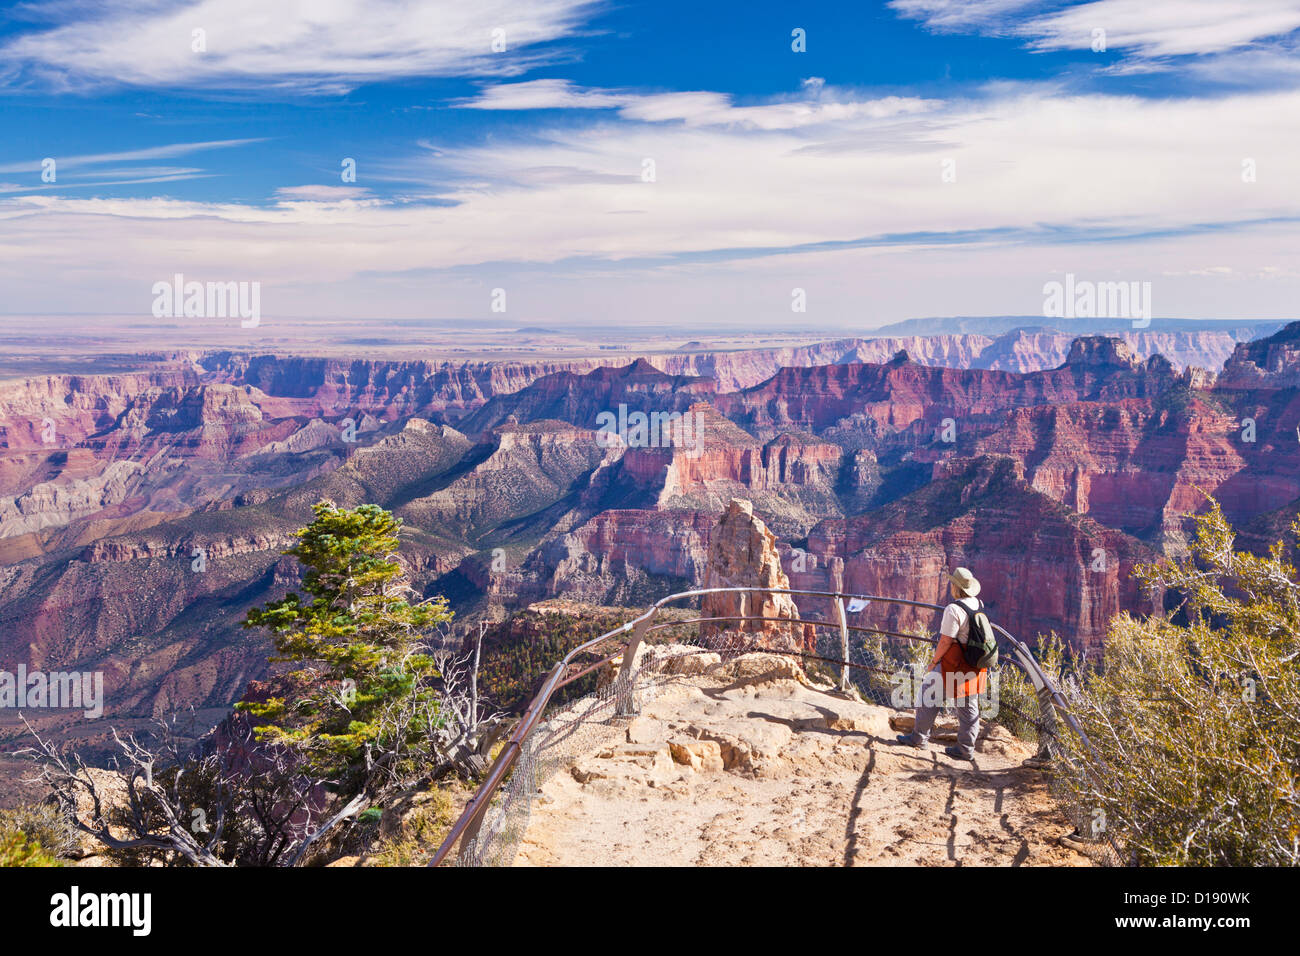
[436,587,1126,867]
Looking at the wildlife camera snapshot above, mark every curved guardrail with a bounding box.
[429,586,1119,867]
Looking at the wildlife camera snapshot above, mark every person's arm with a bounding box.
[930,604,961,669]
[929,633,952,670]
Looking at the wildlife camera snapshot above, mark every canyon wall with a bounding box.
[3,323,1297,773]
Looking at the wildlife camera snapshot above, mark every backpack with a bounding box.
[954,599,998,670]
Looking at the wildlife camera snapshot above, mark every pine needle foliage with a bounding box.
[239,502,453,782]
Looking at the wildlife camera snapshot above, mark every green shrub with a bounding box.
[369,785,461,867]
[0,803,78,860]
[0,832,61,867]
[1056,501,1300,865]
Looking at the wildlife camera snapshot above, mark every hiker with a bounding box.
[896,567,991,762]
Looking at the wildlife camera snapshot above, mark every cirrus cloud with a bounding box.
[456,79,938,129]
[0,0,605,93]
[892,0,1300,64]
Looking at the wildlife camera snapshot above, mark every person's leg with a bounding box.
[911,668,944,744]
[955,691,980,758]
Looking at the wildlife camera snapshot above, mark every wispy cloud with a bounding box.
[457,79,937,129]
[273,184,374,201]
[0,137,256,195]
[889,0,1044,32]
[1021,0,1300,57]
[4,86,1298,279]
[0,0,604,93]
[0,138,262,174]
[892,0,1300,67]
[0,172,211,194]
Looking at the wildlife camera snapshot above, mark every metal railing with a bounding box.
[429,586,1118,867]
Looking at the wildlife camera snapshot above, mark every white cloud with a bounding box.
[461,78,627,110]
[0,0,603,92]
[892,0,1300,63]
[1022,0,1300,57]
[274,185,374,201]
[458,79,937,129]
[0,138,261,174]
[2,85,1300,323]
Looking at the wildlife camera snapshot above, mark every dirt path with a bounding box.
[515,658,1088,867]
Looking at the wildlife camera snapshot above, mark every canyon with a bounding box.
[1,321,1298,799]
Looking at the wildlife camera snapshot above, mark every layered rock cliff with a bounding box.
[797,456,1163,653]
[699,499,805,651]
[1216,321,1300,390]
[2,326,1295,791]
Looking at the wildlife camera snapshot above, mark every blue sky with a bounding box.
[2,0,1300,329]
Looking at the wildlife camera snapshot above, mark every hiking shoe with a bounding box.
[944,745,974,761]
[1021,753,1053,770]
[1059,829,1099,852]
[895,733,924,748]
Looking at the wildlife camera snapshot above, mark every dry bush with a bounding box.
[0,802,79,860]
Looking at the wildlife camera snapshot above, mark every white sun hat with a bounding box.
[948,567,981,597]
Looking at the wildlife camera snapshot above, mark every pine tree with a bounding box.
[240,502,452,782]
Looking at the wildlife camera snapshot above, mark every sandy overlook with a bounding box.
[515,656,1088,867]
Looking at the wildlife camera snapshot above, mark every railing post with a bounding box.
[834,597,850,691]
[613,614,653,717]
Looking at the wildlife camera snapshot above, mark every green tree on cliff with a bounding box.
[239,502,452,785]
[1057,500,1300,865]
[31,502,489,866]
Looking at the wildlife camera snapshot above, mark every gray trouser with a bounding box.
[911,668,980,758]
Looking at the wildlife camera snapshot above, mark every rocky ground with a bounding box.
[515,655,1088,867]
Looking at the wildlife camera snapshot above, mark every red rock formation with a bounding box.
[4,327,1297,794]
[540,509,713,605]
[716,338,1179,441]
[194,326,1253,416]
[458,358,717,438]
[1217,321,1300,389]
[598,404,842,538]
[0,368,200,453]
[799,456,1163,654]
[700,499,802,651]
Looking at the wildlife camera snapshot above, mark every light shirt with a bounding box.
[940,596,981,645]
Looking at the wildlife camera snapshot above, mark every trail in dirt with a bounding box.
[515,664,1088,867]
